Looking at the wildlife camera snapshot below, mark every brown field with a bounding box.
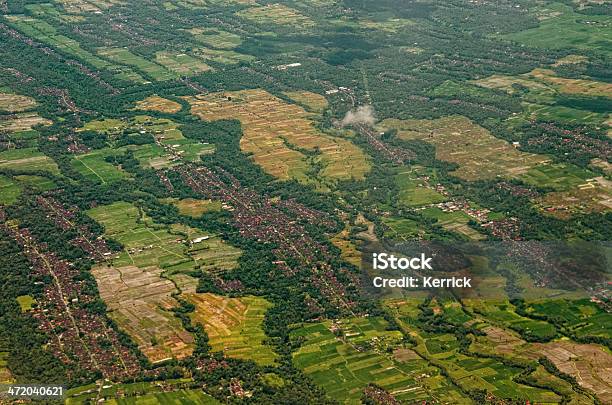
[526,68,612,97]
[185,89,370,186]
[525,341,612,403]
[283,91,328,113]
[0,112,51,132]
[92,264,194,363]
[393,348,421,362]
[538,176,612,218]
[381,116,549,181]
[58,0,122,14]
[172,198,222,217]
[185,293,278,366]
[135,95,182,113]
[0,93,37,112]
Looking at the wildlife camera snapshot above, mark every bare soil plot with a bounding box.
[185,293,277,366]
[92,264,194,363]
[525,341,612,403]
[0,93,37,112]
[382,116,549,181]
[135,95,182,113]
[185,89,369,185]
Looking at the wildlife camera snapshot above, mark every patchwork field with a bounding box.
[135,95,182,113]
[185,89,370,186]
[0,148,59,174]
[526,68,612,98]
[291,317,469,403]
[98,47,176,81]
[382,116,549,181]
[88,201,239,280]
[192,47,254,65]
[396,170,446,207]
[537,176,612,218]
[237,4,314,27]
[186,293,277,366]
[526,299,612,339]
[92,264,194,363]
[0,92,37,112]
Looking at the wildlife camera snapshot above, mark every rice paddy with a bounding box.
[186,293,278,366]
[135,95,182,114]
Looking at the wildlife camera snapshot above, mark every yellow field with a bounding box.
[185,293,278,366]
[381,116,549,181]
[185,89,369,186]
[92,264,194,363]
[527,68,612,97]
[135,95,182,113]
[0,93,37,112]
[283,91,328,113]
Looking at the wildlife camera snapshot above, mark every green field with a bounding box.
[0,176,21,204]
[503,3,611,57]
[291,317,468,403]
[520,163,594,191]
[0,148,59,174]
[98,47,177,81]
[71,148,127,184]
[66,380,219,405]
[396,171,446,207]
[527,299,612,339]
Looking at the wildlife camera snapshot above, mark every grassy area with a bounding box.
[187,293,278,366]
[170,198,222,217]
[98,47,176,81]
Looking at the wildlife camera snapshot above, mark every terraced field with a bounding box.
[186,293,277,366]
